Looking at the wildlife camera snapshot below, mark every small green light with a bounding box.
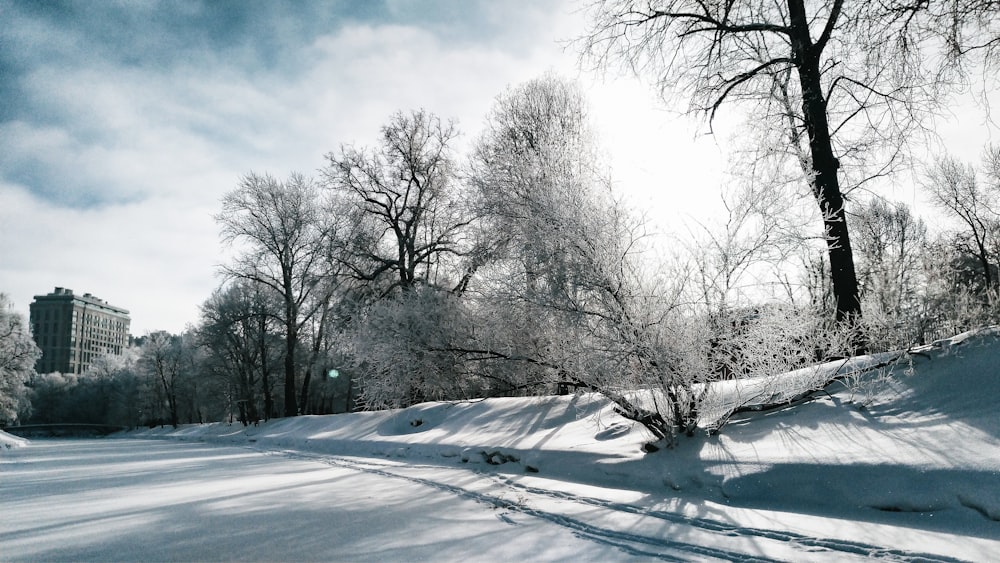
[328,369,339,379]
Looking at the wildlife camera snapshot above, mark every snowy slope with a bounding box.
[676,328,1000,538]
[95,327,1000,558]
[0,429,29,449]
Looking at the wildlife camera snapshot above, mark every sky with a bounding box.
[1,0,997,335]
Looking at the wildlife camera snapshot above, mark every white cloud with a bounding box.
[0,6,603,334]
[0,182,224,334]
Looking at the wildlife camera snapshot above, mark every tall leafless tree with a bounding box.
[217,172,331,417]
[925,146,1000,297]
[138,331,185,429]
[469,75,695,442]
[853,199,927,311]
[849,198,927,348]
[324,110,474,298]
[198,281,281,423]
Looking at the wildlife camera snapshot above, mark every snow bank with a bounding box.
[0,429,29,450]
[696,349,904,426]
[124,393,658,487]
[686,327,1000,536]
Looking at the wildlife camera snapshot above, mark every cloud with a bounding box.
[0,0,589,334]
[0,181,224,333]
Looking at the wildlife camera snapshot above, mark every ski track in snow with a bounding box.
[488,475,967,563]
[261,447,965,563]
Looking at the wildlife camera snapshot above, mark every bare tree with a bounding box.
[851,198,927,348]
[297,273,352,415]
[138,331,186,428]
[198,281,282,424]
[689,180,806,314]
[579,0,1000,334]
[683,180,830,383]
[925,149,1000,297]
[919,233,1000,338]
[468,75,697,443]
[323,109,473,298]
[217,172,331,417]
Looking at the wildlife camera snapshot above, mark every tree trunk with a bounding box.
[973,236,995,295]
[788,0,862,333]
[283,269,298,417]
[344,374,354,414]
[299,301,329,415]
[284,317,297,416]
[299,365,313,415]
[257,311,273,421]
[162,379,179,429]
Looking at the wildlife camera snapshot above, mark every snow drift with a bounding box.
[0,429,29,449]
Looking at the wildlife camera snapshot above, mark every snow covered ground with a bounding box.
[0,429,28,450]
[3,328,999,561]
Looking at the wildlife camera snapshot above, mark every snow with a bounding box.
[3,328,1000,560]
[2,439,624,562]
[0,429,29,449]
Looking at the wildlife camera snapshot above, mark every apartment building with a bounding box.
[29,287,131,374]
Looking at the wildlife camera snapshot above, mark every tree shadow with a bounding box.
[712,461,1000,540]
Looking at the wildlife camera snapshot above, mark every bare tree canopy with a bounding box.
[199,280,280,423]
[324,109,472,297]
[217,172,331,417]
[579,0,1000,334]
[925,145,1000,295]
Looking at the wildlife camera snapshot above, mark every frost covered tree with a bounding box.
[217,172,332,417]
[918,146,1000,338]
[684,182,835,379]
[925,147,1000,298]
[86,348,146,428]
[199,281,282,423]
[0,294,40,423]
[350,288,478,408]
[689,180,805,313]
[469,75,692,442]
[321,110,478,408]
[579,0,1000,332]
[851,198,927,349]
[138,331,182,428]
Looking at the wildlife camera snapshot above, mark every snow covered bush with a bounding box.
[350,288,482,409]
[0,294,40,424]
[704,303,851,382]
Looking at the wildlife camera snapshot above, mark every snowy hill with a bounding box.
[76,327,1000,558]
[0,429,28,449]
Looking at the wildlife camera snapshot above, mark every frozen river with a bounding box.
[1,439,641,562]
[2,438,987,561]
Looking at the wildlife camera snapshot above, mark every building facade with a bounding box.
[29,287,131,374]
